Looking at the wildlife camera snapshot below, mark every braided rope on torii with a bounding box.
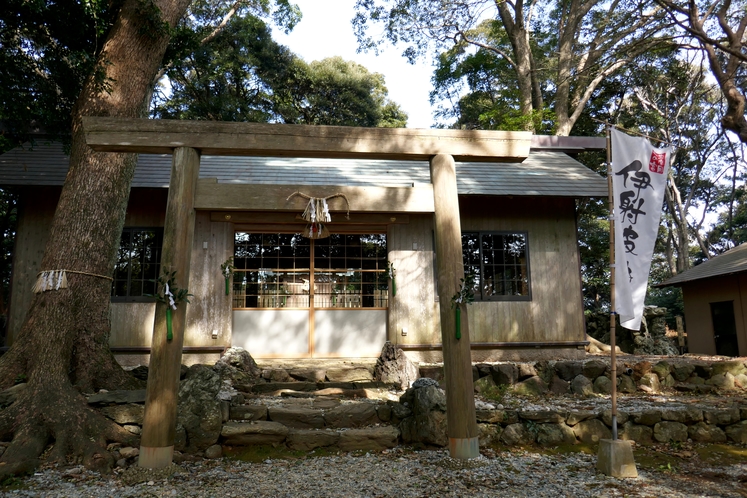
[286,191,350,239]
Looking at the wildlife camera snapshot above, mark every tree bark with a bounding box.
[495,0,536,131]
[0,0,191,477]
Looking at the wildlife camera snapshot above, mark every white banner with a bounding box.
[611,128,671,330]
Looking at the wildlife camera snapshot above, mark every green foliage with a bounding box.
[451,273,476,307]
[148,270,192,307]
[0,0,118,150]
[480,383,510,404]
[153,12,406,128]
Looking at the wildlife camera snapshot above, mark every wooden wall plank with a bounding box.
[7,187,59,344]
[83,117,531,160]
[459,196,585,344]
[195,180,434,213]
[185,212,233,347]
[388,214,440,346]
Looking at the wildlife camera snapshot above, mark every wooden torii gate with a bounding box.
[82,117,532,468]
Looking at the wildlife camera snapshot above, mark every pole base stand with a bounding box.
[138,445,174,469]
[597,439,638,478]
[448,437,480,460]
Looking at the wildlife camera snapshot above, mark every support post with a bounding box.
[429,153,479,459]
[598,127,637,478]
[139,147,201,468]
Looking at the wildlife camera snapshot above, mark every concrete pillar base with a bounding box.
[138,445,174,469]
[449,437,480,460]
[596,439,638,478]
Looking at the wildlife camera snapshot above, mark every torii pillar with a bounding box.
[139,147,200,468]
[430,153,479,459]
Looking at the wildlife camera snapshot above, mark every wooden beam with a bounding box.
[139,147,200,469]
[430,153,479,460]
[210,211,409,225]
[82,117,531,161]
[196,180,435,213]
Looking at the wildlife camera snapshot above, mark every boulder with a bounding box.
[711,361,747,378]
[398,384,447,447]
[513,376,548,396]
[631,361,652,381]
[478,423,502,446]
[630,410,662,426]
[517,363,538,380]
[671,363,695,382]
[704,407,741,426]
[638,373,661,392]
[582,360,607,380]
[476,409,509,424]
[519,410,566,424]
[653,421,688,442]
[213,347,262,384]
[500,423,534,446]
[286,429,341,451]
[593,376,612,394]
[572,419,611,444]
[706,372,737,390]
[536,424,576,446]
[548,376,570,395]
[177,364,223,452]
[601,410,629,427]
[554,361,584,382]
[726,421,747,443]
[660,407,703,424]
[566,410,597,426]
[570,375,593,396]
[491,364,518,386]
[618,375,637,394]
[651,361,671,381]
[205,444,223,459]
[620,422,653,445]
[373,342,419,390]
[339,426,400,452]
[688,422,727,443]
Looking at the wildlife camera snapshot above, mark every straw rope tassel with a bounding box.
[32,269,110,294]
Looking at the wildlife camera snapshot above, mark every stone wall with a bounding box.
[69,356,747,463]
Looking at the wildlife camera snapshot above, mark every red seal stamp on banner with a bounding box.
[649,150,666,174]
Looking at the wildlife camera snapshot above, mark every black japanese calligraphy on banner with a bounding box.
[611,129,671,331]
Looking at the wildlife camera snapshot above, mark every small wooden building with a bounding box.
[0,123,606,364]
[658,243,747,357]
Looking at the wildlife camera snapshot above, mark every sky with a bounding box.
[271,0,436,129]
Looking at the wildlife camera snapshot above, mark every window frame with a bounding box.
[111,227,164,303]
[462,230,532,302]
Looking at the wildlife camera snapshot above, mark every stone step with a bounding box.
[221,421,400,452]
[245,381,394,395]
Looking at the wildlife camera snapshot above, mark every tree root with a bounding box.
[0,381,138,479]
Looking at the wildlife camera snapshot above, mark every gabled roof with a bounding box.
[0,142,608,198]
[656,243,747,287]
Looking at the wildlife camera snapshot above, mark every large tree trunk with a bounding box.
[495,0,536,131]
[0,0,191,477]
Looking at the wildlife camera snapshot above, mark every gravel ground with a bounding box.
[3,446,747,498]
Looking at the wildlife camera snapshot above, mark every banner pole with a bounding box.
[607,126,618,440]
